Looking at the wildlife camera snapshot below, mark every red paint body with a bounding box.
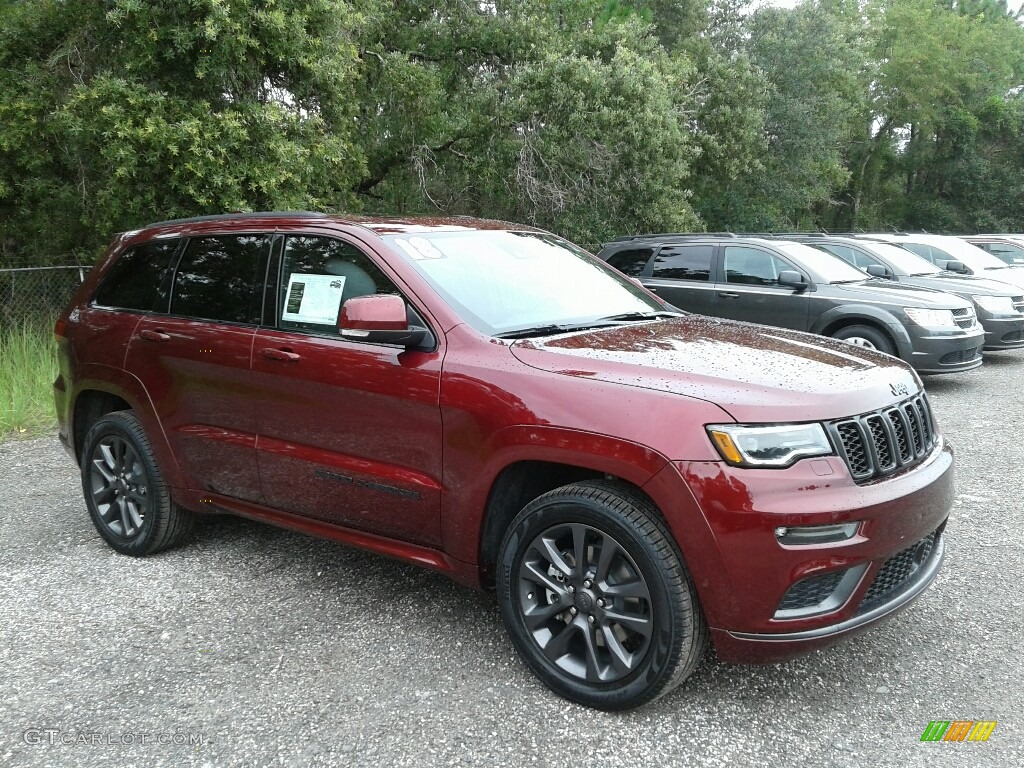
[54,214,953,664]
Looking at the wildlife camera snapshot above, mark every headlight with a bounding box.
[972,295,1017,314]
[706,423,833,468]
[904,307,956,328]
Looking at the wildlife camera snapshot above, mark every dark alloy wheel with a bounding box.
[80,411,195,555]
[498,480,708,710]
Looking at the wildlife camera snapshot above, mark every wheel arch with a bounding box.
[812,307,911,359]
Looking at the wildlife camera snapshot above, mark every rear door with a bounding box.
[714,245,810,330]
[643,244,717,315]
[124,233,269,502]
[251,234,444,546]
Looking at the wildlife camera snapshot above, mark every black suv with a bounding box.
[791,235,1024,351]
[598,235,985,374]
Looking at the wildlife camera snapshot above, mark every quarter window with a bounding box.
[606,248,654,277]
[723,247,790,286]
[171,235,268,324]
[278,237,400,334]
[94,239,180,311]
[651,246,713,281]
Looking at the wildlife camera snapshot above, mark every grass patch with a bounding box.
[0,320,58,440]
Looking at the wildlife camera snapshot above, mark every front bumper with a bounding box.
[905,326,985,374]
[977,312,1024,350]
[645,440,954,664]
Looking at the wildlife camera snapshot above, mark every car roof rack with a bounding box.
[608,232,738,243]
[144,211,331,228]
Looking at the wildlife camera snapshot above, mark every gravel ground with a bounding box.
[1,355,1022,768]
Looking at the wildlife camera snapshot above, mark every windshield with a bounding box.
[384,230,666,335]
[867,242,942,275]
[773,241,870,282]
[911,238,1010,270]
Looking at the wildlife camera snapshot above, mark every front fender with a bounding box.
[810,305,912,360]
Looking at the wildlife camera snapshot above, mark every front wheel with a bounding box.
[81,410,195,556]
[497,480,708,710]
[831,324,896,356]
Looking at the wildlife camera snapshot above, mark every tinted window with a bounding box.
[982,242,1024,264]
[94,239,179,311]
[652,245,713,281]
[279,237,400,333]
[723,246,790,286]
[902,243,953,265]
[606,248,654,276]
[171,235,267,324]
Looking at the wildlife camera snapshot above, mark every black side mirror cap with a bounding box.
[778,270,808,290]
[940,260,968,274]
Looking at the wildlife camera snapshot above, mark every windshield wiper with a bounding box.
[495,322,620,340]
[597,310,683,322]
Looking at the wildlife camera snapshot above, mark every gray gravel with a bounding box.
[1,354,1022,768]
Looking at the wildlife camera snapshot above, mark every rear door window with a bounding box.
[171,235,269,324]
[606,248,654,277]
[651,245,713,281]
[93,239,180,311]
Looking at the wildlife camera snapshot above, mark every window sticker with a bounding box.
[393,237,445,261]
[282,273,346,324]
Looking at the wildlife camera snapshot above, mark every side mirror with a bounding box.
[340,294,430,348]
[778,270,808,290]
[940,260,969,274]
[865,264,892,279]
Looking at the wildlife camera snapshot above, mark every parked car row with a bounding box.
[598,232,1024,375]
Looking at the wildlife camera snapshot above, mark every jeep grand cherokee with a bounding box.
[55,213,953,710]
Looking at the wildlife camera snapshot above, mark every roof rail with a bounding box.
[145,211,331,228]
[609,232,737,242]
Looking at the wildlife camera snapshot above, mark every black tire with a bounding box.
[831,324,897,356]
[80,410,195,555]
[497,479,708,710]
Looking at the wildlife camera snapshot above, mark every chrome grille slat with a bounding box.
[831,393,936,483]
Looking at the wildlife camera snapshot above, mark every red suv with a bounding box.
[55,213,953,710]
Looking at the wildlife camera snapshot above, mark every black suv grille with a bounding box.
[951,307,975,329]
[859,530,939,611]
[829,394,936,482]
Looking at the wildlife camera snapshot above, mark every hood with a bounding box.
[510,316,921,424]
[830,280,972,309]
[906,273,1024,297]
[976,266,1024,291]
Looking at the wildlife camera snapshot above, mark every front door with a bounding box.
[714,245,810,331]
[252,235,444,546]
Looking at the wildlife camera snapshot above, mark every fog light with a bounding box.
[775,522,860,545]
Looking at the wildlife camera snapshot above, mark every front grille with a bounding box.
[778,570,846,611]
[951,307,975,329]
[939,346,981,364]
[1012,296,1024,313]
[860,530,939,611]
[829,394,936,482]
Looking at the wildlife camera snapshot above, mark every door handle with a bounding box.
[261,347,301,362]
[648,286,661,293]
[139,329,171,342]
[718,292,740,299]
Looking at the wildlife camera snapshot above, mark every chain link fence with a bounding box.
[0,266,89,326]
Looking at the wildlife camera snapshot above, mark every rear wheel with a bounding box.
[831,324,896,356]
[497,480,707,710]
[81,411,195,555]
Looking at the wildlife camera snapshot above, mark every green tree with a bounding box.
[0,0,365,263]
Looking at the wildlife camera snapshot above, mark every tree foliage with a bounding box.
[2,0,1024,263]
